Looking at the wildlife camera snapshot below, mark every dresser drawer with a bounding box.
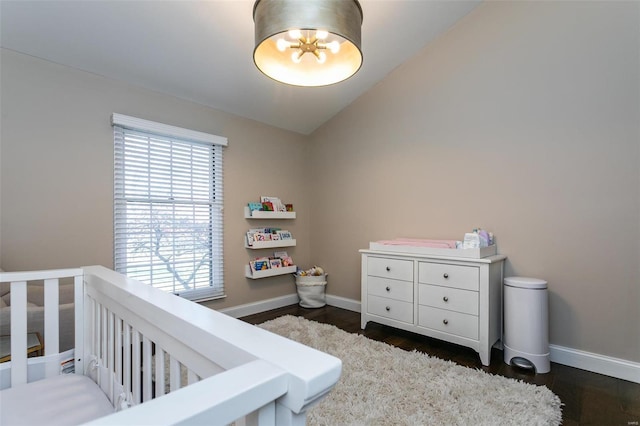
[368,276,413,303]
[368,257,413,282]
[368,295,413,324]
[418,306,478,340]
[418,284,479,316]
[418,262,479,291]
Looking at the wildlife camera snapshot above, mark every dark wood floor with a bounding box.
[241,304,640,426]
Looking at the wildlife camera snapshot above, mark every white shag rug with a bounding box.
[260,315,562,426]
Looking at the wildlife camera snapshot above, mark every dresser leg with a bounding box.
[479,348,491,366]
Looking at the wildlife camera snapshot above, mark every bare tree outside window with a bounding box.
[126,206,212,291]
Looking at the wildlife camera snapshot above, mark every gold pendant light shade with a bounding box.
[253,0,363,87]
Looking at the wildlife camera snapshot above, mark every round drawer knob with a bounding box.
[443,296,449,302]
[385,306,391,311]
[443,319,449,325]
[386,286,391,292]
[386,267,391,272]
[443,273,449,279]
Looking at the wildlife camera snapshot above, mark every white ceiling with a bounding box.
[1,0,480,135]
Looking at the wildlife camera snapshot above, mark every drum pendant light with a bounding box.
[253,0,363,87]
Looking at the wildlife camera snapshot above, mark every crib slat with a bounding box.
[101,305,108,365]
[241,399,277,426]
[132,329,141,404]
[74,273,84,375]
[9,281,28,386]
[44,278,60,378]
[107,311,114,371]
[257,401,276,426]
[187,369,198,386]
[154,349,165,397]
[43,278,60,357]
[115,317,123,385]
[142,336,152,402]
[92,300,99,361]
[92,302,100,362]
[169,355,180,392]
[123,322,131,396]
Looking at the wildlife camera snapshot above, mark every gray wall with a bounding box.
[308,1,639,362]
[0,48,311,309]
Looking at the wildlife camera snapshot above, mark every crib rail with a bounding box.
[1,266,341,425]
[0,268,83,388]
[82,265,341,424]
[82,267,257,404]
[86,359,288,426]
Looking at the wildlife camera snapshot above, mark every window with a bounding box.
[112,113,227,301]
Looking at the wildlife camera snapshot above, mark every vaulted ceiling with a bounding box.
[1,0,481,134]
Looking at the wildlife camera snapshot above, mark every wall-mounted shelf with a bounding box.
[245,239,297,249]
[244,206,296,219]
[244,202,297,280]
[245,265,297,279]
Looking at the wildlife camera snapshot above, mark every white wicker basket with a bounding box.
[295,274,327,308]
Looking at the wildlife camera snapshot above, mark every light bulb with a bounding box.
[288,29,302,40]
[276,38,289,52]
[327,40,340,54]
[315,30,328,40]
[291,51,302,64]
[316,51,326,64]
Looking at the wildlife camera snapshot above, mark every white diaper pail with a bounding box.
[503,276,550,374]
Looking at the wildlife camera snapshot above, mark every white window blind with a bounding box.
[112,114,226,301]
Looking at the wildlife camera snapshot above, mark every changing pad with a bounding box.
[374,238,458,249]
[0,374,114,425]
[368,238,497,258]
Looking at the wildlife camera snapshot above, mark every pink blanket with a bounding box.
[374,238,457,249]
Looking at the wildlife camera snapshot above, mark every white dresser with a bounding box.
[360,249,506,366]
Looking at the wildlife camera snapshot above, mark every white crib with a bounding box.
[0,266,341,425]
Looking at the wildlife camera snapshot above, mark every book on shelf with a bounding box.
[246,228,292,243]
[250,257,270,272]
[249,252,294,272]
[280,256,293,267]
[248,202,263,211]
[273,251,293,266]
[248,197,293,214]
[253,232,270,242]
[260,196,287,212]
[269,258,282,268]
[276,230,292,240]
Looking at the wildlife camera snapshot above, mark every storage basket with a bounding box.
[295,274,327,308]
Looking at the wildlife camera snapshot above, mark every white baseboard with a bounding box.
[550,344,640,384]
[321,297,640,383]
[325,294,361,313]
[218,293,361,318]
[220,294,640,384]
[219,293,299,318]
